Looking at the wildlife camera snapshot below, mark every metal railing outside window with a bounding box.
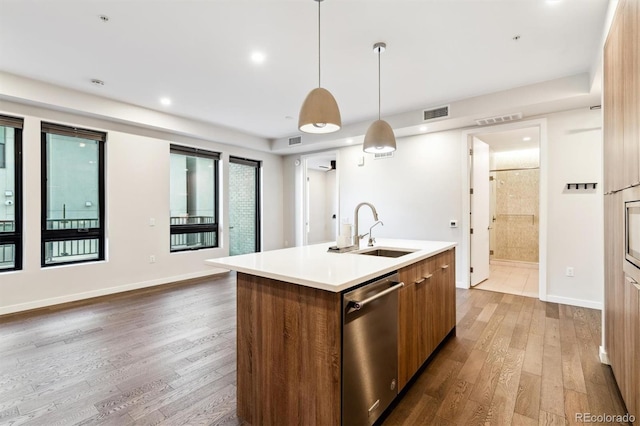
[169,145,220,252]
[0,115,23,272]
[41,122,106,267]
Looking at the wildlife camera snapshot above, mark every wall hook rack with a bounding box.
[566,183,597,190]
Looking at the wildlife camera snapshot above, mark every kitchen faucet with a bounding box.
[353,202,379,246]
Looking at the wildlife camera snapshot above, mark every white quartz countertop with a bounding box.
[205,238,456,292]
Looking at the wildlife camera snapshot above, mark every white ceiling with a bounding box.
[476,126,540,152]
[0,0,609,140]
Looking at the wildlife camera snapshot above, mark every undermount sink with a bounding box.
[354,248,416,258]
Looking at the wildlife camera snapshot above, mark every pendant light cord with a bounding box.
[377,47,381,120]
[318,0,321,88]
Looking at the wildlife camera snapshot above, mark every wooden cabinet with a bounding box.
[621,273,640,418]
[604,0,640,419]
[623,0,640,187]
[604,0,626,193]
[398,248,456,390]
[236,247,457,424]
[605,0,640,192]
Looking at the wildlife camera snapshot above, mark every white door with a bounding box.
[470,138,490,286]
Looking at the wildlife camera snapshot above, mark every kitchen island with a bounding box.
[206,238,456,426]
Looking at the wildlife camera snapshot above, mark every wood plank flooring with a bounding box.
[0,273,630,425]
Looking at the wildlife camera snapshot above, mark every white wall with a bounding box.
[285,130,466,286]
[283,107,604,308]
[0,100,284,315]
[545,108,603,308]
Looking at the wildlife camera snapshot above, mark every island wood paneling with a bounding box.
[236,272,341,426]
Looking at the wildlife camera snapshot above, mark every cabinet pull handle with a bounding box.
[626,276,640,291]
[415,278,426,284]
[441,264,449,270]
[424,274,433,279]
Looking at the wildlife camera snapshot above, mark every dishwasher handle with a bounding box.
[352,282,404,311]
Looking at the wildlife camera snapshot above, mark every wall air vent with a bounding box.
[475,112,523,126]
[423,105,449,121]
[374,151,394,160]
[288,136,302,146]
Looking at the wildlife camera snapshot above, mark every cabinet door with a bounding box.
[623,0,640,187]
[415,256,436,362]
[604,3,626,192]
[398,264,419,391]
[623,274,640,419]
[428,249,456,348]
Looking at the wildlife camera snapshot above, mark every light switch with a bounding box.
[150,218,156,227]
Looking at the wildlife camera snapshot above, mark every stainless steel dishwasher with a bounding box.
[342,273,404,426]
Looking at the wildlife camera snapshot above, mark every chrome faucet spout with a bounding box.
[353,202,380,246]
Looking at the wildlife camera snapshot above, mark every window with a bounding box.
[0,115,23,272]
[0,132,5,168]
[170,145,219,252]
[41,123,105,266]
[229,156,261,255]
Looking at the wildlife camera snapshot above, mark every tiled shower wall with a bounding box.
[491,149,539,263]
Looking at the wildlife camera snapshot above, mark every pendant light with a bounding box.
[363,42,396,153]
[298,0,341,134]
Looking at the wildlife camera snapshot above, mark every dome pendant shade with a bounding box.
[363,119,396,153]
[299,87,341,134]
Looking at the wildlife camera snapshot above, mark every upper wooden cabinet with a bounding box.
[604,0,640,192]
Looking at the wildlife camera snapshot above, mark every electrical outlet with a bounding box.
[150,255,156,264]
[566,267,574,277]
[149,217,155,227]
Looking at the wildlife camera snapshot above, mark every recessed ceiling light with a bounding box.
[419,126,428,132]
[523,136,531,141]
[546,0,561,4]
[251,52,266,64]
[160,97,172,106]
[346,138,354,144]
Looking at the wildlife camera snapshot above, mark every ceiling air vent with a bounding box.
[475,112,523,126]
[423,105,449,121]
[374,151,394,160]
[288,136,302,146]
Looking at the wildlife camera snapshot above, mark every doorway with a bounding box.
[228,156,261,256]
[301,152,338,245]
[469,125,541,298]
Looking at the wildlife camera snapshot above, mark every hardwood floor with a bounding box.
[0,273,630,425]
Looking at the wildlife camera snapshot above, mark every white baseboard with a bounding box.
[599,346,610,365]
[0,268,230,316]
[545,294,603,310]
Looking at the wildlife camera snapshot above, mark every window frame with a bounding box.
[0,132,5,169]
[0,115,23,272]
[170,144,220,252]
[229,156,262,253]
[41,122,106,267]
